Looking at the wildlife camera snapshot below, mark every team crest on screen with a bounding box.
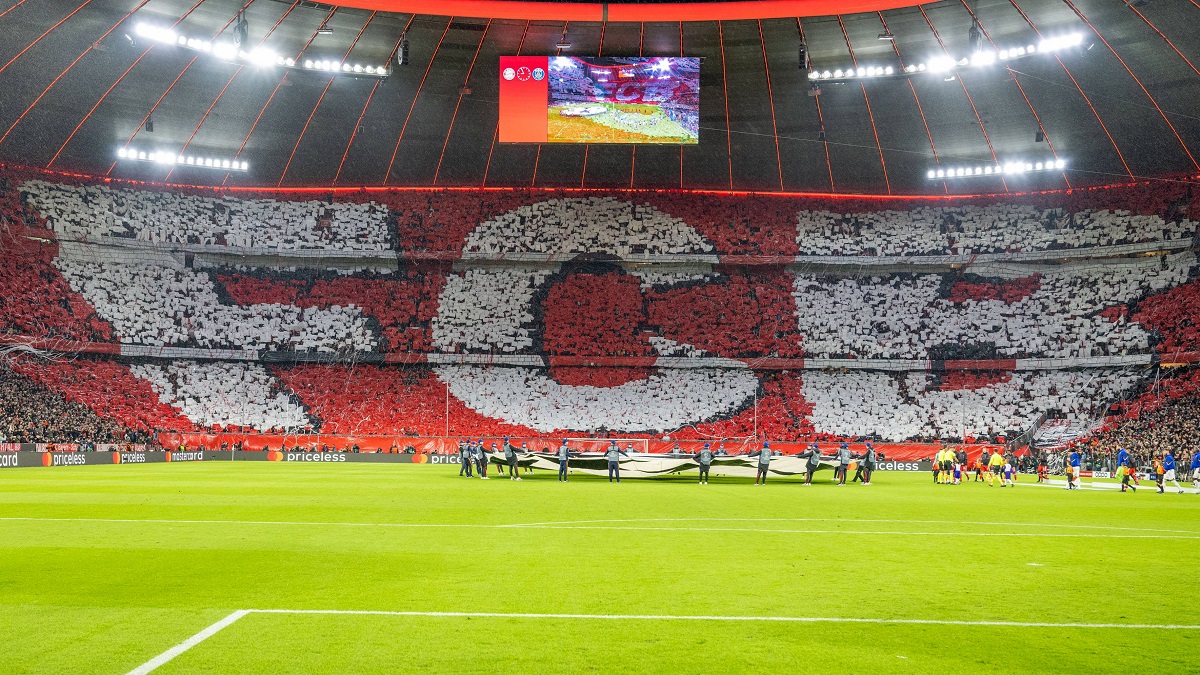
[502,67,516,81]
[516,66,531,81]
[532,68,545,81]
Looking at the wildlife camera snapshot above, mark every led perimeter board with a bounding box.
[499,56,700,144]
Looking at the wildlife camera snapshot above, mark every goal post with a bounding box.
[565,438,650,454]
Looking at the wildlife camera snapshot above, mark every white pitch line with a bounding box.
[502,517,1197,535]
[125,606,1200,672]
[126,609,248,675]
[505,525,1200,539]
[248,608,1200,630]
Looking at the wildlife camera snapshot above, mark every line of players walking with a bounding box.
[454,438,879,485]
[932,447,1019,487]
[930,445,1200,493]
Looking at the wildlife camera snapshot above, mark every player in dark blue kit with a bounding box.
[604,441,630,482]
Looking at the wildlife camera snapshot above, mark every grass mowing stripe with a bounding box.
[126,610,248,675]
[3,516,1196,536]
[247,608,1200,629]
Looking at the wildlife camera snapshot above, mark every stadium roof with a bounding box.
[0,0,1198,195]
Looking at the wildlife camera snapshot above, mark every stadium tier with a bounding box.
[2,167,1199,445]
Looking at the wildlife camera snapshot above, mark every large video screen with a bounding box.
[499,56,699,144]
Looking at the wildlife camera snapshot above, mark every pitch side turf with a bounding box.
[1,463,1197,674]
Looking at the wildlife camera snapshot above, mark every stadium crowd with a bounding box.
[0,367,134,443]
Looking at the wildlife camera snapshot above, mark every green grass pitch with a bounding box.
[1,463,1197,673]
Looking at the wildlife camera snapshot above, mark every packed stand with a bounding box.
[801,369,1138,442]
[793,205,1195,257]
[217,267,445,352]
[8,357,193,433]
[54,245,378,352]
[1082,390,1200,472]
[21,181,393,251]
[0,367,132,443]
[130,361,312,432]
[792,254,1191,360]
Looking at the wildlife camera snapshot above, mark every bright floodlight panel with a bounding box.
[499,56,700,144]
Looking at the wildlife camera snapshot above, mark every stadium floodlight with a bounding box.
[927,158,1067,179]
[1038,32,1085,53]
[117,146,249,172]
[132,21,387,78]
[813,29,1086,83]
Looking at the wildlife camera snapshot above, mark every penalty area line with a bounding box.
[127,607,1200,671]
[126,609,248,675]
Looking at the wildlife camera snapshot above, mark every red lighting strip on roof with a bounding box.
[718,20,733,191]
[838,16,890,194]
[309,0,926,23]
[957,0,1067,189]
[165,0,302,183]
[0,0,152,146]
[336,16,413,185]
[579,20,606,189]
[223,8,336,186]
[0,0,93,76]
[45,0,207,169]
[0,0,29,21]
[679,21,684,189]
[384,16,453,185]
[757,19,784,192]
[629,21,643,189]
[279,12,378,187]
[112,0,258,176]
[797,18,833,192]
[877,12,945,194]
[1007,0,1132,180]
[482,21,529,187]
[17,160,1183,201]
[1061,0,1200,173]
[434,19,491,185]
[535,20,571,187]
[1125,5,1200,80]
[917,7,1002,194]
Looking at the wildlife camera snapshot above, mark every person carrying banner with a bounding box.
[502,437,522,480]
[696,442,714,485]
[605,440,630,483]
[557,440,573,482]
[862,442,877,485]
[754,442,772,485]
[474,439,488,479]
[836,443,852,486]
[458,439,473,478]
[800,443,820,485]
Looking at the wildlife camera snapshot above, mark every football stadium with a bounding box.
[1,0,1200,672]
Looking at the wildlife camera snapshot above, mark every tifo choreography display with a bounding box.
[1,167,1199,451]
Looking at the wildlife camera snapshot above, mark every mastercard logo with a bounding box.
[165,452,172,462]
[112,452,121,464]
[413,454,428,464]
[41,453,52,467]
[267,451,283,462]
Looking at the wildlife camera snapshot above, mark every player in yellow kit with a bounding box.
[988,449,1005,486]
